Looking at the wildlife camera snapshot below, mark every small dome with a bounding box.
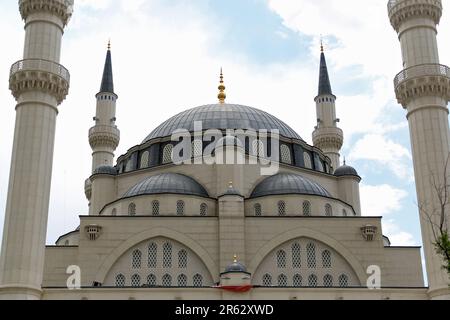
[334,165,359,177]
[224,261,248,273]
[251,173,331,198]
[122,173,209,198]
[93,166,117,175]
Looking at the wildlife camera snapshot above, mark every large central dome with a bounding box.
[143,104,303,143]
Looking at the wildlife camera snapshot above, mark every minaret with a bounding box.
[312,43,343,171]
[0,0,73,299]
[388,0,450,299]
[88,41,120,172]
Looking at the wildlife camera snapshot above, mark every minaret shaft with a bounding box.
[0,0,72,300]
[389,0,450,299]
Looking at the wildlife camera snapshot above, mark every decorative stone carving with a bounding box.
[88,125,120,150]
[312,127,344,150]
[394,64,450,107]
[19,0,74,26]
[85,224,102,241]
[361,225,378,241]
[9,59,70,105]
[388,0,442,32]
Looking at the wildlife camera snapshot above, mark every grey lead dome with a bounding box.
[143,104,303,143]
[251,173,331,198]
[334,165,359,177]
[122,173,209,198]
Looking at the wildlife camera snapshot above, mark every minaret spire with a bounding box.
[218,68,226,104]
[318,45,333,96]
[100,40,114,94]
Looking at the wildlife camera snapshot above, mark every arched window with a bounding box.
[303,152,312,169]
[252,139,265,158]
[262,274,272,286]
[178,250,188,269]
[125,159,133,172]
[254,203,262,216]
[307,243,316,268]
[147,274,156,287]
[152,200,160,216]
[140,151,149,169]
[343,209,348,217]
[278,274,288,287]
[162,274,172,287]
[304,152,312,169]
[193,274,203,287]
[192,140,203,158]
[128,203,136,216]
[278,201,286,216]
[324,274,333,287]
[303,201,311,216]
[176,200,185,216]
[317,160,324,172]
[115,274,125,287]
[339,274,349,287]
[132,249,142,269]
[280,144,292,164]
[148,243,157,268]
[200,203,208,216]
[162,144,173,164]
[293,274,302,287]
[322,250,332,268]
[163,242,172,268]
[292,243,301,268]
[325,204,333,217]
[277,250,287,268]
[178,274,188,287]
[308,274,318,287]
[131,274,141,287]
[64,240,69,246]
[111,208,117,216]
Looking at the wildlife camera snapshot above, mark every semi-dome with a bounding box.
[251,173,331,198]
[143,104,303,143]
[122,173,209,198]
[224,261,248,273]
[334,165,359,177]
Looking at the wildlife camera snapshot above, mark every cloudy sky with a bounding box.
[1,0,449,260]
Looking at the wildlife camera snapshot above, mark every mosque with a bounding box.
[0,0,449,300]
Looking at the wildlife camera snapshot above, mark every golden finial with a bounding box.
[108,39,111,50]
[218,68,226,104]
[233,254,238,263]
[229,181,233,189]
[320,36,324,52]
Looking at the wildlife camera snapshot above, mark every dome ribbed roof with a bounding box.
[224,261,248,273]
[122,173,209,198]
[143,104,303,143]
[251,173,331,198]
[334,165,359,177]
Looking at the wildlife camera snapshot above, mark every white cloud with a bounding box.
[360,184,408,216]
[383,219,417,246]
[348,134,413,180]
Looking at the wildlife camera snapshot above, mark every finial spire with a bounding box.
[233,254,238,263]
[218,68,226,104]
[99,42,114,94]
[108,39,111,50]
[318,42,333,96]
[320,35,324,52]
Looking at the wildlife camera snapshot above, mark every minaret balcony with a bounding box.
[9,59,70,104]
[312,127,344,150]
[89,125,120,150]
[388,0,442,32]
[19,0,74,26]
[394,63,450,107]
